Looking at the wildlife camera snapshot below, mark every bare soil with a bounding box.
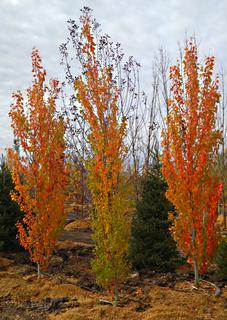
[0,213,226,319]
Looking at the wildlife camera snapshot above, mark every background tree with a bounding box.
[7,49,67,275]
[215,236,227,280]
[217,70,227,229]
[161,40,222,287]
[60,7,158,202]
[0,155,23,252]
[73,8,133,305]
[130,154,179,272]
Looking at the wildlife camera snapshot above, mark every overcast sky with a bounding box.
[0,0,227,152]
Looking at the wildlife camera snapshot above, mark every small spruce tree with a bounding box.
[130,156,179,272]
[215,237,227,280]
[0,155,23,251]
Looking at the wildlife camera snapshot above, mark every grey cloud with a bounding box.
[0,0,227,152]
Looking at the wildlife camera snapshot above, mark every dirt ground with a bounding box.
[0,212,226,320]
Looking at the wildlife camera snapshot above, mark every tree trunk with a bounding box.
[37,262,40,278]
[223,203,227,230]
[113,272,119,307]
[192,225,199,287]
[193,256,199,288]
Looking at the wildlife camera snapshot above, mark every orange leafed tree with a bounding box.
[74,9,132,305]
[161,41,222,287]
[7,49,67,275]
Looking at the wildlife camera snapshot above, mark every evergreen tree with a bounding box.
[215,237,227,280]
[130,156,179,272]
[0,155,23,251]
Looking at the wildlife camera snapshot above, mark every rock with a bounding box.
[43,296,69,311]
[130,272,139,279]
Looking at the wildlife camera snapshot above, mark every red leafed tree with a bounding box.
[161,41,222,286]
[7,49,67,275]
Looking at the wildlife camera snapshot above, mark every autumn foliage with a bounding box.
[161,41,222,285]
[7,49,67,272]
[74,9,132,304]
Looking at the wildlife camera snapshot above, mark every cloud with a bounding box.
[0,0,227,152]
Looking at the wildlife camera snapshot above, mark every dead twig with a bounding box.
[200,280,221,297]
[97,299,114,306]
